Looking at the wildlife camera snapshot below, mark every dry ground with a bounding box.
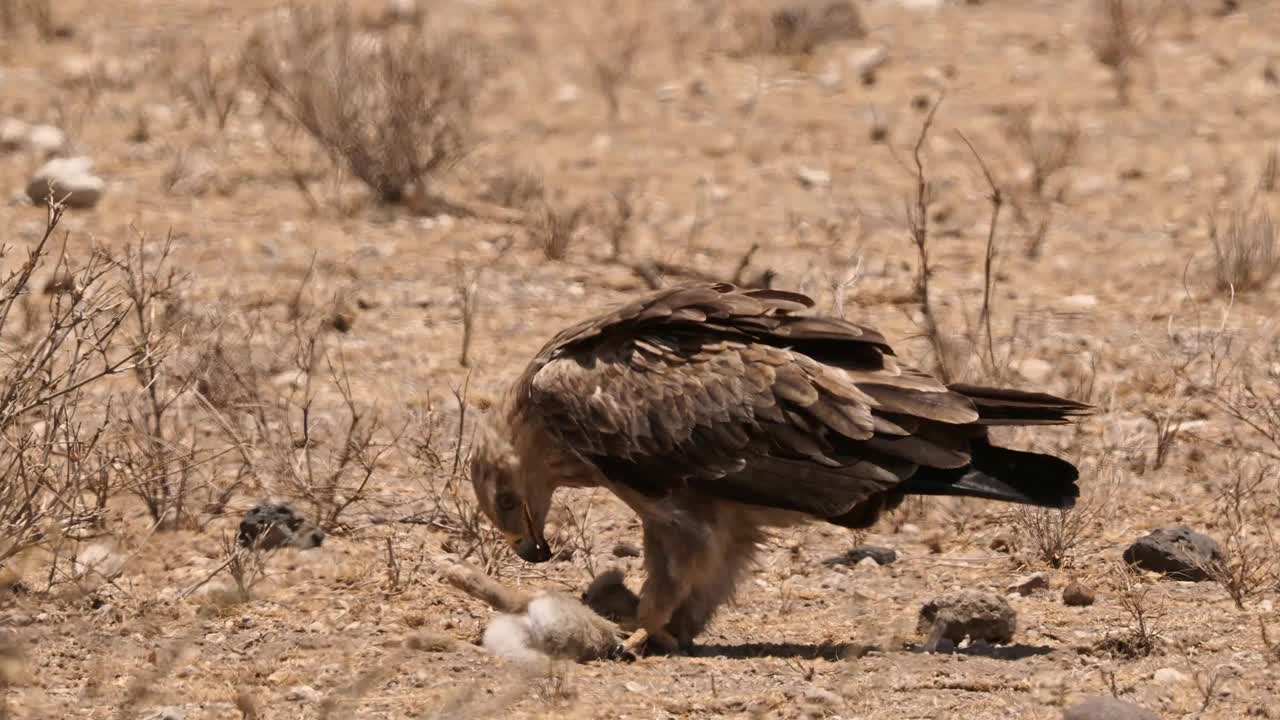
[2,0,1280,717]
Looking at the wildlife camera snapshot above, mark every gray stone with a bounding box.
[1060,294,1099,311]
[25,157,103,209]
[1123,526,1224,581]
[1152,667,1187,686]
[848,46,888,81]
[918,591,1016,644]
[795,165,831,189]
[802,687,841,706]
[1017,357,1054,384]
[826,545,897,566]
[25,125,67,157]
[1062,696,1159,720]
[285,685,322,703]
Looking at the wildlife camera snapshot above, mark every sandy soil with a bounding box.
[2,0,1279,717]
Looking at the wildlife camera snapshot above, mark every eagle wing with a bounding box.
[516,283,999,519]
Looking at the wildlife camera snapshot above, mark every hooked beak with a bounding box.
[511,502,552,563]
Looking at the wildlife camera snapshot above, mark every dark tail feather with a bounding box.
[949,383,1093,426]
[895,440,1080,509]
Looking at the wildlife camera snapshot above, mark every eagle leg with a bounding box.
[617,626,680,659]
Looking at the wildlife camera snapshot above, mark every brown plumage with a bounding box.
[469,282,1092,655]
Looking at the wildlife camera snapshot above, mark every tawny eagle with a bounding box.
[469,282,1090,655]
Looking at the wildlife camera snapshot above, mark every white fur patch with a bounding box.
[481,613,546,663]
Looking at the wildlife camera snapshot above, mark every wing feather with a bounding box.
[517,283,1019,518]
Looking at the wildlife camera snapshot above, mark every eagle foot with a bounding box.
[615,627,680,660]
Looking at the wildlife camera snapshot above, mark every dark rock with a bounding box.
[237,503,324,550]
[1006,572,1050,596]
[611,542,641,558]
[1123,527,1223,581]
[918,591,1016,645]
[1062,695,1160,720]
[1063,581,1096,607]
[825,544,897,566]
[989,533,1015,553]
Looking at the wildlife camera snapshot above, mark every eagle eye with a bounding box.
[496,492,518,512]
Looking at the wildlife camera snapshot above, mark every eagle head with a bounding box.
[469,411,554,563]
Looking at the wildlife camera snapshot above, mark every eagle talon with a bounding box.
[608,643,638,662]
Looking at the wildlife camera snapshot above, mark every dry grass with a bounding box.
[1102,561,1166,658]
[1209,207,1278,293]
[533,198,588,262]
[1009,462,1119,569]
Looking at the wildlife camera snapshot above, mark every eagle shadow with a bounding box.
[683,641,1054,661]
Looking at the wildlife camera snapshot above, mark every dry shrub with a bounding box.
[1099,561,1166,658]
[532,199,588,262]
[1209,207,1277,293]
[735,0,864,56]
[246,3,482,205]
[0,203,138,570]
[450,258,482,368]
[204,323,398,533]
[1087,0,1159,104]
[408,388,505,573]
[218,530,274,604]
[1260,148,1278,194]
[108,232,222,530]
[1210,337,1280,460]
[171,40,242,132]
[573,0,650,122]
[479,169,545,212]
[1009,461,1120,569]
[1005,109,1080,198]
[1197,457,1279,609]
[0,0,65,40]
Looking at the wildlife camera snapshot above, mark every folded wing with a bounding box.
[518,283,1090,519]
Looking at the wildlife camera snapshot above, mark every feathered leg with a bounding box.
[620,522,687,656]
[666,508,766,648]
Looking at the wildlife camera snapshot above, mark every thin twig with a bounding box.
[957,131,1004,373]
